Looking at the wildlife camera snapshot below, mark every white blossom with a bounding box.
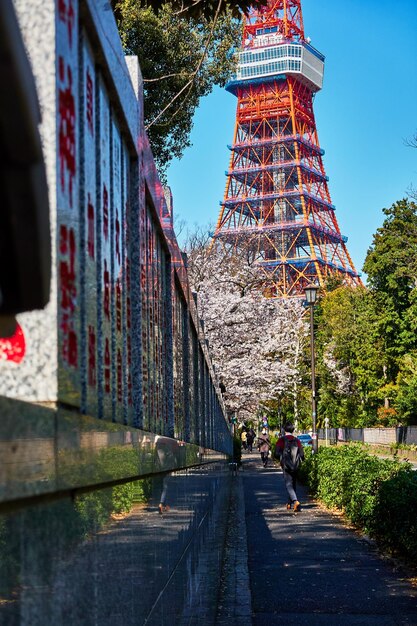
[323,347,352,395]
[186,234,307,420]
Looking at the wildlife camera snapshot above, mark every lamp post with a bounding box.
[304,284,319,454]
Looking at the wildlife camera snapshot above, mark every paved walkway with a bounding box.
[217,455,417,626]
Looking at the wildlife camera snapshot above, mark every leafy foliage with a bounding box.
[364,199,417,297]
[315,286,384,426]
[373,470,417,557]
[395,352,417,422]
[112,0,265,21]
[316,199,417,427]
[184,203,417,429]
[364,199,417,376]
[116,0,239,174]
[300,444,417,559]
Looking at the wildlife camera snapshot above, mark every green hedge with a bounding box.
[299,444,417,560]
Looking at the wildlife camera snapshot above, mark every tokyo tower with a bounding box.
[213,0,361,297]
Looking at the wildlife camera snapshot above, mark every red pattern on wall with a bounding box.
[88,325,96,386]
[59,225,78,367]
[58,57,76,208]
[0,324,26,364]
[103,183,109,241]
[104,337,110,394]
[117,349,122,403]
[58,0,75,48]
[116,281,122,332]
[127,338,132,405]
[87,193,95,259]
[86,68,94,136]
[115,214,121,265]
[103,260,110,320]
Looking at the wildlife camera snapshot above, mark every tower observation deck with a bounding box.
[213,0,361,297]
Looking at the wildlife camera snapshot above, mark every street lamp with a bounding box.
[304,284,319,454]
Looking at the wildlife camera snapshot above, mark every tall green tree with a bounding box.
[395,353,417,424]
[315,199,417,427]
[112,0,263,21]
[115,0,239,175]
[316,286,383,427]
[363,198,417,381]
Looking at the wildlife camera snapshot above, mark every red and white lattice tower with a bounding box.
[213,0,361,297]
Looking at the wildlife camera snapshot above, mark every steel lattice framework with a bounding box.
[213,0,361,297]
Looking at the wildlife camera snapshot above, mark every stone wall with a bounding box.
[0,0,229,453]
[0,6,233,623]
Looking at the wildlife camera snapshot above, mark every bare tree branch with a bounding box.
[404,131,417,149]
[143,72,193,83]
[145,0,224,130]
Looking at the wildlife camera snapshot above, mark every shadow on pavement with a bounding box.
[240,456,417,626]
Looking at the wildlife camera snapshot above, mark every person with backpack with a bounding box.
[274,422,305,512]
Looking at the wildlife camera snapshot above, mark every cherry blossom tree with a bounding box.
[185,231,308,421]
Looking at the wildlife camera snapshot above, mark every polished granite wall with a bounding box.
[0,461,232,625]
[0,4,233,621]
[0,397,229,505]
[0,397,232,624]
[2,0,228,449]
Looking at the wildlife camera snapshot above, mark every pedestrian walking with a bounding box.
[241,429,247,451]
[274,422,304,511]
[257,428,271,467]
[246,428,255,453]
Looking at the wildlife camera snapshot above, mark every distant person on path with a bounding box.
[257,428,271,467]
[274,422,305,512]
[246,428,255,453]
[241,429,247,451]
[158,475,170,515]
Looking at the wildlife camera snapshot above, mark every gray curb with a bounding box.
[215,471,252,625]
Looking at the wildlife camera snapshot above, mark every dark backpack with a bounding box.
[280,436,301,473]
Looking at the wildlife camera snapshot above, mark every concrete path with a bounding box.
[233,455,417,625]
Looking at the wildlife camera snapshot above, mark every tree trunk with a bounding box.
[383,364,390,408]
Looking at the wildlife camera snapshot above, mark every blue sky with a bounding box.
[166,0,417,277]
